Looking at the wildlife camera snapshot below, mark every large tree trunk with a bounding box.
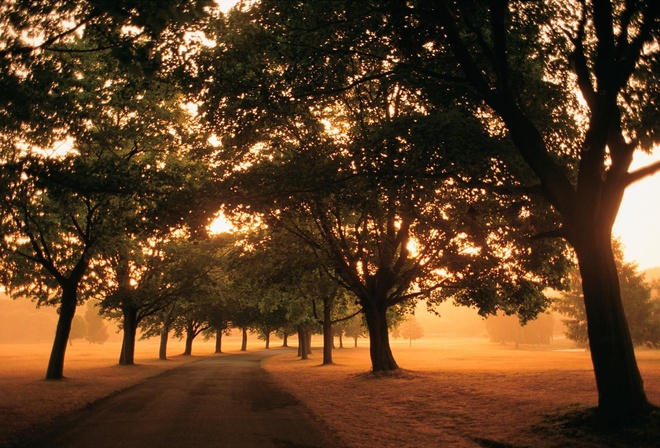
[264,331,271,349]
[119,306,138,366]
[295,328,314,357]
[297,327,303,357]
[46,284,77,380]
[575,231,651,419]
[297,327,310,359]
[305,330,312,355]
[183,323,194,356]
[159,327,169,360]
[362,300,398,372]
[215,329,223,354]
[240,327,248,351]
[282,333,288,347]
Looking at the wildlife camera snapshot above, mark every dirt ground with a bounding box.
[1,336,659,447]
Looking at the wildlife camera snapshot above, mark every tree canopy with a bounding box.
[1,0,659,423]
[193,5,571,371]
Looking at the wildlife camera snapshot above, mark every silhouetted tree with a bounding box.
[399,0,659,419]
[195,7,567,373]
[0,0,213,381]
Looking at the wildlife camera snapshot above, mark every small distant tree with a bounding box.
[276,326,297,348]
[343,315,367,348]
[69,315,88,345]
[485,312,554,348]
[398,316,425,347]
[84,301,109,345]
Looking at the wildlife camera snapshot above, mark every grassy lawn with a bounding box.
[1,335,659,447]
[263,337,660,448]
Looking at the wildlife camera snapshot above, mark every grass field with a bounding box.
[264,337,660,447]
[1,335,659,447]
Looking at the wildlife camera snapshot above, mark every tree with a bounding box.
[556,241,660,349]
[223,226,324,357]
[312,283,359,365]
[81,40,217,365]
[69,315,88,345]
[397,315,424,347]
[342,315,367,348]
[0,153,122,378]
[195,7,568,373]
[84,301,109,345]
[485,313,554,348]
[0,1,215,379]
[202,290,234,354]
[140,304,179,361]
[166,237,232,356]
[399,0,660,420]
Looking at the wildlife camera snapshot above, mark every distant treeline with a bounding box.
[0,295,120,344]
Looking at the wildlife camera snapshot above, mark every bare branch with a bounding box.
[624,159,660,187]
[570,0,597,108]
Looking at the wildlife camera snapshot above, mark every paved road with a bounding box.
[18,350,343,448]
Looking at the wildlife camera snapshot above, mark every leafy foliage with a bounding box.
[485,312,554,347]
[83,301,109,345]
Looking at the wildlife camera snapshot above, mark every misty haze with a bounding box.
[2,1,660,447]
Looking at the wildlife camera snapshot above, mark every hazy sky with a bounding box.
[613,150,660,270]
[217,0,239,12]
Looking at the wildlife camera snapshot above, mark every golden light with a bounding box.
[208,212,234,234]
[613,150,660,270]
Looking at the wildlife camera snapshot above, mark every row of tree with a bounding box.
[0,0,658,422]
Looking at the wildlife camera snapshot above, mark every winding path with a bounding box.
[20,350,342,448]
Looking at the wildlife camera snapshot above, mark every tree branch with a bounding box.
[625,159,660,187]
[0,13,100,57]
[570,0,597,109]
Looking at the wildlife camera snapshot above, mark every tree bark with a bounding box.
[183,323,194,356]
[362,301,398,372]
[119,305,138,366]
[298,327,309,359]
[305,330,312,355]
[264,331,270,349]
[297,328,303,357]
[159,327,169,360]
[241,327,248,351]
[46,284,77,380]
[322,303,333,365]
[575,230,651,419]
[282,333,288,347]
[215,329,223,354]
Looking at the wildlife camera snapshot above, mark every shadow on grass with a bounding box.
[350,368,420,380]
[533,404,660,447]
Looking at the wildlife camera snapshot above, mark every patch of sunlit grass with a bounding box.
[264,337,660,448]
